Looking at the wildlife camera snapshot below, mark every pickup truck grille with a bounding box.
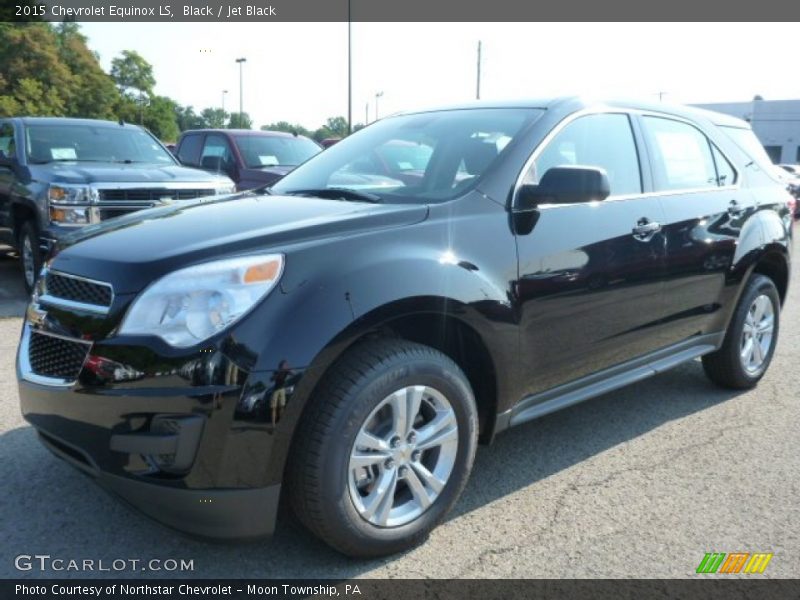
[99,188,214,202]
[28,331,90,381]
[44,272,113,308]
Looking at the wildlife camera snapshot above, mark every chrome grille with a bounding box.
[28,331,90,381]
[44,272,113,308]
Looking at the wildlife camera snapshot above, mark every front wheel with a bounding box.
[702,274,781,389]
[287,339,478,557]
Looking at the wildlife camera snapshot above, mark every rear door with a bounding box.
[514,112,668,397]
[636,114,749,344]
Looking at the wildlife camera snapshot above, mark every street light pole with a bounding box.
[222,89,228,113]
[235,57,247,126]
[365,102,369,125]
[347,0,352,135]
[476,40,481,100]
[375,91,384,121]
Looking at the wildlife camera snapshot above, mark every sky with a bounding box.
[79,22,799,131]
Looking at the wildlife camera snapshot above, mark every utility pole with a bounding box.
[235,57,247,126]
[476,40,482,100]
[375,91,384,120]
[222,90,228,114]
[365,102,369,125]
[347,0,352,135]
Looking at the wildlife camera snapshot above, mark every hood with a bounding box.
[30,162,231,186]
[51,193,428,294]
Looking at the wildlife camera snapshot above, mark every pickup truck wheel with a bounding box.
[702,274,780,389]
[287,338,478,558]
[18,221,42,294]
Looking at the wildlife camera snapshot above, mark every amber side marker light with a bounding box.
[244,260,281,284]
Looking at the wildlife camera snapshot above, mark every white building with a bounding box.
[694,99,800,165]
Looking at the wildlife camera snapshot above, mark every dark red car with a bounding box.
[175,129,322,190]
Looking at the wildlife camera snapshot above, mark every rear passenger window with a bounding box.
[531,113,642,196]
[0,123,14,158]
[177,134,203,166]
[641,117,718,191]
[711,144,736,187]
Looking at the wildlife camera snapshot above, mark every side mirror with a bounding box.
[517,166,610,209]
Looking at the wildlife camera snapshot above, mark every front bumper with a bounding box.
[17,319,289,541]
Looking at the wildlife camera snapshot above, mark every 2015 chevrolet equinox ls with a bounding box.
[17,98,793,557]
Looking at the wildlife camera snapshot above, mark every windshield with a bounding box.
[234,134,321,169]
[271,108,544,203]
[25,123,175,164]
[720,126,774,169]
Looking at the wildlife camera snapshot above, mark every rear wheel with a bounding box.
[287,338,478,557]
[18,220,42,294]
[702,274,780,389]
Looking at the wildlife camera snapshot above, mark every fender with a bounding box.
[230,193,519,485]
[718,205,791,333]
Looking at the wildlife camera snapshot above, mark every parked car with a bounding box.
[17,98,793,558]
[0,117,235,292]
[772,166,800,216]
[174,129,321,191]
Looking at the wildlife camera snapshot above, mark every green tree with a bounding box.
[143,95,179,141]
[110,50,155,124]
[55,22,119,119]
[175,105,206,131]
[228,111,253,129]
[312,116,349,141]
[201,107,228,128]
[261,121,312,137]
[0,23,73,116]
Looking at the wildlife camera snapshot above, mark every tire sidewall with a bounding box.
[18,221,42,293]
[318,355,477,553]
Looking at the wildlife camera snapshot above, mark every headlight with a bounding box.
[48,184,99,205]
[119,254,284,348]
[50,206,93,225]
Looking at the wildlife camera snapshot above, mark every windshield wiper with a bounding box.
[283,187,381,203]
[28,158,107,164]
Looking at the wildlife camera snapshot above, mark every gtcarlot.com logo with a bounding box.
[696,552,773,574]
[14,554,194,573]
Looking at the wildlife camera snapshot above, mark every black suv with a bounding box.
[0,117,235,291]
[17,98,793,557]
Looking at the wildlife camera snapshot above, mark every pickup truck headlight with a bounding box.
[48,183,99,205]
[48,184,99,225]
[119,254,284,348]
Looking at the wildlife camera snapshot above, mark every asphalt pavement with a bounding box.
[0,241,797,579]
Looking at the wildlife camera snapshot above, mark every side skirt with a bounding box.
[495,332,725,433]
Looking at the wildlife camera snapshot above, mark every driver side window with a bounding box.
[528,113,642,196]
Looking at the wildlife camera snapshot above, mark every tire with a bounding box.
[702,274,781,389]
[18,220,42,294]
[286,338,478,557]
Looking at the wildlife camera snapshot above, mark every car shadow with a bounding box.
[0,245,28,318]
[0,360,744,578]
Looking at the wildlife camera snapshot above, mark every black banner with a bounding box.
[5,0,800,22]
[4,579,800,600]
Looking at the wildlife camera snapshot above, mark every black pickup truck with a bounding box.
[0,117,235,291]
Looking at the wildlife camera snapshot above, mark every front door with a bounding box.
[513,112,668,397]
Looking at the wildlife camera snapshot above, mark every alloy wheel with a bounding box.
[347,385,459,528]
[740,294,775,375]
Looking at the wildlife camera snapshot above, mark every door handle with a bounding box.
[632,217,662,242]
[728,199,745,217]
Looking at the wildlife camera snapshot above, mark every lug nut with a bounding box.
[384,459,395,470]
[390,437,401,449]
[411,450,421,462]
[398,466,408,477]
[407,431,417,444]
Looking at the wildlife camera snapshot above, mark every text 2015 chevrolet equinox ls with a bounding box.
[17,98,793,557]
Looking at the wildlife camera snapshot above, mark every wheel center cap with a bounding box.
[394,443,412,465]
